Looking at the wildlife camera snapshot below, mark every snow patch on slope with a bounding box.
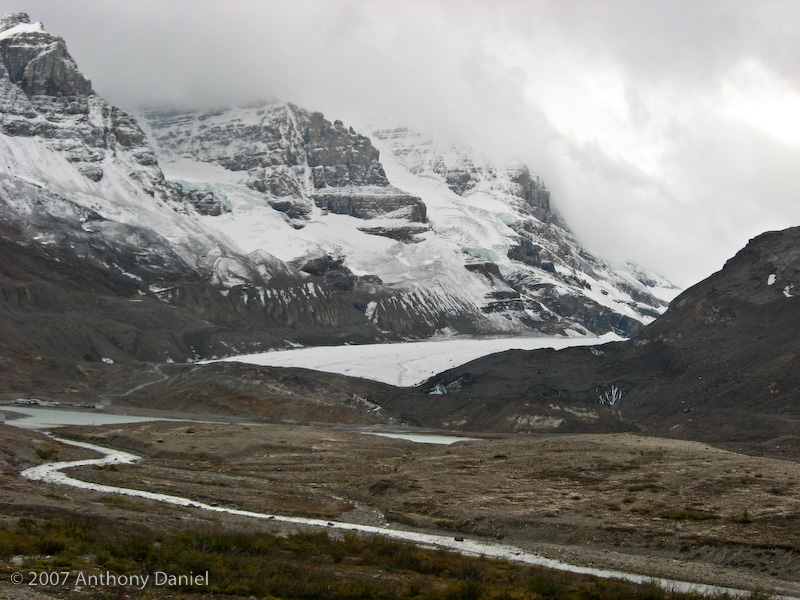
[0,19,43,41]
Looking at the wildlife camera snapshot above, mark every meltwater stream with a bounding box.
[21,434,788,599]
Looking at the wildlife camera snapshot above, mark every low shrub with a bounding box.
[0,516,760,600]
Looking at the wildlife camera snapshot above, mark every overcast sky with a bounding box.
[4,0,799,287]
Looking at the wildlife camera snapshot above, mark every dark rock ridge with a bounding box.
[403,226,800,459]
[294,254,379,292]
[183,189,229,216]
[357,225,428,243]
[141,105,427,222]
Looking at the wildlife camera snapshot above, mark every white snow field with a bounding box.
[209,333,623,387]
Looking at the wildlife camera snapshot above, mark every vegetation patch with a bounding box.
[34,447,58,460]
[730,511,754,524]
[0,516,763,600]
[659,509,721,521]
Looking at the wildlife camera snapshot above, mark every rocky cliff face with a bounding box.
[0,14,196,207]
[312,187,426,222]
[0,13,91,97]
[140,105,426,223]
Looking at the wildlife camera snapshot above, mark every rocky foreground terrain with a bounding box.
[1,420,799,598]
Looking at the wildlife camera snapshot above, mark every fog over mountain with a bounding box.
[1,0,798,287]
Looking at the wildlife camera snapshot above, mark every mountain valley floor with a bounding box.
[1,418,799,598]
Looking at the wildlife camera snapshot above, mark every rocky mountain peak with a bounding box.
[0,12,92,97]
[0,13,233,272]
[305,110,389,189]
[140,103,426,222]
[0,12,31,30]
[507,165,552,223]
[369,127,555,224]
[0,13,198,210]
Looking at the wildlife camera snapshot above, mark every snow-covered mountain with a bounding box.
[0,12,372,367]
[0,13,676,368]
[0,13,291,290]
[138,105,675,338]
[366,126,677,331]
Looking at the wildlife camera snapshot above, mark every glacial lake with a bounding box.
[0,406,188,430]
[1,406,480,446]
